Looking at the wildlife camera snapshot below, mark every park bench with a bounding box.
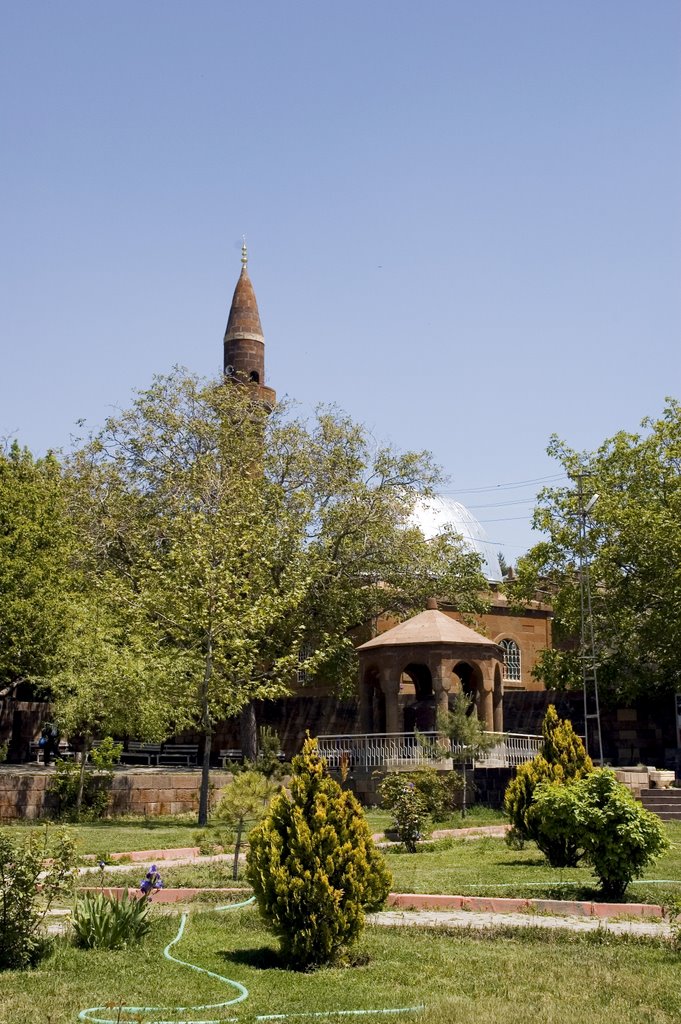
[219,748,244,767]
[119,741,162,766]
[30,741,74,764]
[157,743,199,766]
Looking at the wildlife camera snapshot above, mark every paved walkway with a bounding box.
[369,908,671,939]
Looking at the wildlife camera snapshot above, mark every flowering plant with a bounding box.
[140,864,164,899]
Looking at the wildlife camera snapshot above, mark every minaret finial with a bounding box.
[241,235,248,270]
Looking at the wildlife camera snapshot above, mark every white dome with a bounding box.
[412,494,503,583]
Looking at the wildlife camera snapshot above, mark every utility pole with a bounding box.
[576,473,604,765]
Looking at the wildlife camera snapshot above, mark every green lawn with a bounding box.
[4,805,505,858]
[6,815,221,857]
[1,905,679,1024]
[385,821,681,904]
[80,821,681,906]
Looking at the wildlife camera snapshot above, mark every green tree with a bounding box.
[0,443,73,689]
[215,770,279,879]
[247,738,391,967]
[510,399,681,703]
[532,769,669,898]
[504,704,592,866]
[0,827,76,969]
[436,692,495,818]
[70,369,488,824]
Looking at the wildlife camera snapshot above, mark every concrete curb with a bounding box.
[386,892,665,919]
[75,885,667,920]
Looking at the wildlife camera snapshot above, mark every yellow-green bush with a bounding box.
[247,737,391,968]
[504,705,593,866]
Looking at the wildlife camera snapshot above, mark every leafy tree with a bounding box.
[247,738,391,968]
[532,769,669,898]
[378,774,428,851]
[504,704,592,866]
[436,692,495,818]
[69,369,488,823]
[0,442,73,690]
[0,827,76,969]
[510,400,681,703]
[215,770,279,879]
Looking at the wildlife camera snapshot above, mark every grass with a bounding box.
[73,819,681,907]
[5,815,223,857]
[1,905,680,1024]
[82,861,251,890]
[384,821,681,904]
[3,804,505,860]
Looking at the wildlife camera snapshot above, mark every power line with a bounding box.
[466,497,536,510]
[476,515,534,523]
[440,473,567,496]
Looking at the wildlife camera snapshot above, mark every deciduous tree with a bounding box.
[511,400,681,703]
[69,369,488,823]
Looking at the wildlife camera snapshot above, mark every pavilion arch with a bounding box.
[400,662,435,732]
[359,664,386,734]
[357,600,504,735]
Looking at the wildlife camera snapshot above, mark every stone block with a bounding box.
[170,801,190,815]
[617,708,637,723]
[173,775,199,790]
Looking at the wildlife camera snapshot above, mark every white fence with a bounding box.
[315,731,543,770]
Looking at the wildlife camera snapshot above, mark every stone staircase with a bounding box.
[640,787,681,821]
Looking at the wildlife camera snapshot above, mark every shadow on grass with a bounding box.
[499,857,547,867]
[218,946,285,970]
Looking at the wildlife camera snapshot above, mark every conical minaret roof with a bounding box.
[224,243,264,342]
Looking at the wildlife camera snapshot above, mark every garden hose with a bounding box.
[78,896,423,1024]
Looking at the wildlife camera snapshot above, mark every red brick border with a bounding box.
[76,886,665,920]
[386,892,664,919]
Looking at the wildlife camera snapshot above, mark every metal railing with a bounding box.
[315,731,543,770]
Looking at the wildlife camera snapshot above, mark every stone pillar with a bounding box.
[359,668,372,733]
[493,665,504,733]
[477,661,495,732]
[382,671,401,734]
[432,660,451,720]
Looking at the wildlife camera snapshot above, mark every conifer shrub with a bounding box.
[247,737,392,968]
[504,705,593,866]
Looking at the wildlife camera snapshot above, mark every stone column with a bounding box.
[358,666,372,733]
[381,669,401,734]
[432,659,451,720]
[477,661,495,732]
[493,664,504,733]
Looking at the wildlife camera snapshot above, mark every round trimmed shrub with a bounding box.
[533,769,669,898]
[247,737,391,968]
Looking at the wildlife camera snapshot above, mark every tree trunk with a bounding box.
[198,720,213,826]
[75,736,90,821]
[198,640,214,826]
[233,818,243,881]
[240,702,258,762]
[461,764,467,820]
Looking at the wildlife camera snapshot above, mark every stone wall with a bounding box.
[0,767,235,822]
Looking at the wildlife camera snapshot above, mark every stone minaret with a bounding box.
[223,241,276,407]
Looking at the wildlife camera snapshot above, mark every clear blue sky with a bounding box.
[2,1,679,560]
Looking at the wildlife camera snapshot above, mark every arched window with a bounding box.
[297,643,314,685]
[499,638,521,682]
[249,370,260,383]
